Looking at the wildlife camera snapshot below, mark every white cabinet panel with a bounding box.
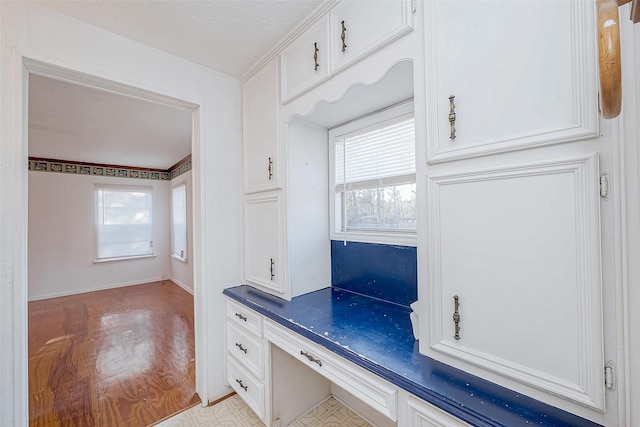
[227,298,263,337]
[227,322,265,379]
[424,0,598,162]
[227,356,265,419]
[244,58,280,193]
[407,396,470,427]
[329,0,414,73]
[245,195,284,294]
[422,154,604,410]
[281,18,330,103]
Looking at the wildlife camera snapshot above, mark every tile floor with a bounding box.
[154,394,372,427]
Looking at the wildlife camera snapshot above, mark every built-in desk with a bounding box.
[223,285,601,427]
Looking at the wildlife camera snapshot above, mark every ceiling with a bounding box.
[29,0,326,170]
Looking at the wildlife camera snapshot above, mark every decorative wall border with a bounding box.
[28,154,192,181]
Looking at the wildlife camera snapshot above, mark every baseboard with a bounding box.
[28,277,165,301]
[170,276,194,295]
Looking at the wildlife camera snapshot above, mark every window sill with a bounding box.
[94,254,156,264]
[330,231,417,247]
[171,254,188,263]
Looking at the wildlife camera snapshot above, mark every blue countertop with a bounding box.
[223,285,601,427]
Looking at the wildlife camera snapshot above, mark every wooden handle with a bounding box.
[597,0,622,119]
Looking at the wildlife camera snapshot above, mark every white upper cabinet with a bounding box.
[244,58,281,193]
[329,0,414,74]
[281,18,330,104]
[424,0,598,163]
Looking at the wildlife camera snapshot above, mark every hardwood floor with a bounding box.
[28,280,199,426]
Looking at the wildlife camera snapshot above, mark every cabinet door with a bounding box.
[244,58,280,193]
[330,0,414,73]
[245,194,284,294]
[425,0,598,163]
[422,154,604,411]
[281,18,330,103]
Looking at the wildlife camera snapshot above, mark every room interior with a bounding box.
[2,1,640,427]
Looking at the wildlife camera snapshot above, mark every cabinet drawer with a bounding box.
[227,356,265,419]
[407,395,470,427]
[264,319,397,421]
[227,322,265,379]
[226,298,263,337]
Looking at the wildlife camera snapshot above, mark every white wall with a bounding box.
[0,2,243,425]
[170,170,194,294]
[27,172,171,300]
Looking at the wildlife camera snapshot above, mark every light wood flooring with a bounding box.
[28,280,199,426]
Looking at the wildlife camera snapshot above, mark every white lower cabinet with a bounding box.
[227,356,266,419]
[406,395,470,427]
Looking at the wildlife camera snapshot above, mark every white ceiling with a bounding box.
[37,0,326,79]
[29,0,326,170]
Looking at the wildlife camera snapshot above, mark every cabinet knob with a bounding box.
[448,95,457,140]
[268,157,273,180]
[270,258,275,280]
[300,350,322,366]
[235,312,247,322]
[341,20,347,52]
[313,42,319,71]
[235,342,248,354]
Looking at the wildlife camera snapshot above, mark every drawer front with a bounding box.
[227,356,265,419]
[227,322,265,379]
[226,298,263,337]
[264,319,397,421]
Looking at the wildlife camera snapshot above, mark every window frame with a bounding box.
[94,184,155,263]
[171,183,188,262]
[329,99,417,246]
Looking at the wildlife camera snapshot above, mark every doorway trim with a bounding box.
[13,53,211,423]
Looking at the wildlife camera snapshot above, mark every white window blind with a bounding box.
[96,185,153,260]
[335,116,415,189]
[172,184,187,260]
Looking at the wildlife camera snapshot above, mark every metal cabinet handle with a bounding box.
[235,378,248,391]
[235,342,248,354]
[268,157,273,180]
[300,351,322,366]
[341,20,347,52]
[448,95,457,140]
[453,295,461,340]
[235,312,247,321]
[314,42,319,71]
[270,258,275,280]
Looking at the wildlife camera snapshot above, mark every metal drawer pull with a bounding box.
[448,95,457,140]
[313,42,319,71]
[235,378,248,391]
[453,295,461,340]
[341,20,347,52]
[268,157,273,180]
[300,351,322,366]
[235,342,248,354]
[235,312,247,321]
[270,258,275,280]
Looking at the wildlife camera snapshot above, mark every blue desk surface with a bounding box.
[223,285,601,427]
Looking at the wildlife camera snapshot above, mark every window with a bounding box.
[95,185,153,261]
[172,184,187,261]
[330,100,416,244]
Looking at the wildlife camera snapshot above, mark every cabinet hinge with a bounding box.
[605,360,615,390]
[600,173,610,200]
[411,0,417,13]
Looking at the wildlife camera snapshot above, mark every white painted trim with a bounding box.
[94,254,157,264]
